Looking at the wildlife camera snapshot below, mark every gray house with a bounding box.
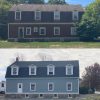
[5,59,79,99]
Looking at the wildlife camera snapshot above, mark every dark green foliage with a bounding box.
[77,0,100,41]
[79,87,95,94]
[48,0,66,4]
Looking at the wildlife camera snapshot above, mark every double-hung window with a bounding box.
[47,65,55,75]
[39,27,46,35]
[66,82,72,91]
[15,11,21,20]
[48,82,54,91]
[66,64,73,75]
[54,27,60,35]
[71,27,77,35]
[54,11,60,20]
[29,65,37,75]
[26,27,31,35]
[72,11,79,21]
[11,66,19,75]
[35,11,41,20]
[30,83,36,91]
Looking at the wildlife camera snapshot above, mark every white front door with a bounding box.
[18,83,23,93]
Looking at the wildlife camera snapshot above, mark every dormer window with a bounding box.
[54,11,60,20]
[15,11,21,20]
[66,64,73,75]
[11,66,19,75]
[29,65,37,75]
[72,11,79,21]
[47,65,55,75]
[35,11,41,21]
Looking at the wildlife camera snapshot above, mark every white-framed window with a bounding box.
[54,11,60,20]
[11,66,19,75]
[66,64,73,75]
[47,64,55,75]
[35,11,41,20]
[72,11,79,21]
[71,27,77,35]
[29,65,37,75]
[54,27,60,35]
[26,27,31,35]
[15,11,21,20]
[39,27,46,35]
[34,27,38,32]
[66,82,72,91]
[30,83,36,91]
[48,82,54,91]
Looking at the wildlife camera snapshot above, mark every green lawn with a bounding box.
[0,41,100,48]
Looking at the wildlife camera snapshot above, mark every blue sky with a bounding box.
[46,0,94,7]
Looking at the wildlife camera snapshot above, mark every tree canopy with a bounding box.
[48,0,66,4]
[77,0,100,41]
[81,63,100,91]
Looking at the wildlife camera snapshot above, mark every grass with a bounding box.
[83,94,100,100]
[0,40,100,48]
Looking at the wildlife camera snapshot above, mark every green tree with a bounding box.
[0,0,11,39]
[28,0,45,4]
[48,0,66,4]
[77,0,100,41]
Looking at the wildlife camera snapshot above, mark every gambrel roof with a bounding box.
[5,60,79,78]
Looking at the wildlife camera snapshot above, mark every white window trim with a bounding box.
[29,65,37,75]
[71,27,77,36]
[54,11,60,20]
[54,27,60,35]
[11,66,19,75]
[72,11,79,21]
[66,65,73,75]
[26,27,31,35]
[17,83,23,92]
[66,82,72,91]
[39,27,46,35]
[48,82,54,91]
[30,83,36,91]
[34,27,38,32]
[47,65,55,75]
[35,11,41,21]
[15,11,21,20]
